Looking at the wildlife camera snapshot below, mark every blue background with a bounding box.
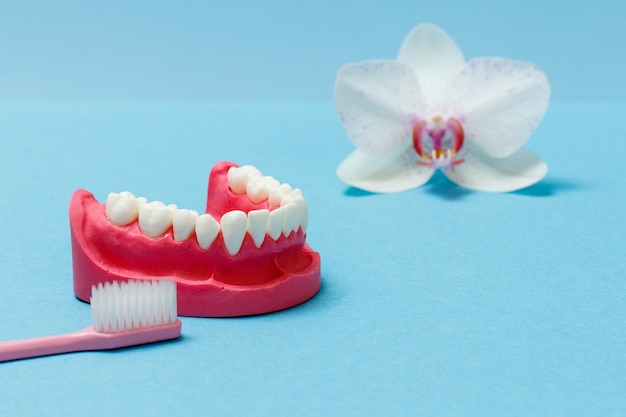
[0,0,624,101]
[0,2,625,417]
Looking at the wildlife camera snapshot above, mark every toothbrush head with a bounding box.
[90,279,178,333]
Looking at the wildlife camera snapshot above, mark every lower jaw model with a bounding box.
[69,161,321,317]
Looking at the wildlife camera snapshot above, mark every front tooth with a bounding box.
[195,214,220,250]
[295,199,308,233]
[172,209,199,241]
[281,189,307,232]
[138,201,173,238]
[268,183,293,208]
[247,209,269,248]
[282,203,299,236]
[221,210,248,256]
[105,191,139,226]
[267,207,286,241]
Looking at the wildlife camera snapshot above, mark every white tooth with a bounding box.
[251,176,280,203]
[227,167,249,194]
[195,214,220,250]
[281,188,305,206]
[167,204,178,211]
[245,176,275,204]
[263,176,280,187]
[247,209,269,248]
[267,207,286,240]
[105,191,139,226]
[282,203,299,236]
[295,199,308,233]
[138,201,173,238]
[136,197,148,205]
[245,177,266,203]
[172,209,199,241]
[268,183,293,208]
[280,189,308,233]
[228,166,264,195]
[240,165,262,176]
[220,210,248,256]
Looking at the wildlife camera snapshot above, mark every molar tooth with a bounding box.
[250,176,280,204]
[268,183,293,209]
[267,207,286,241]
[282,203,299,236]
[228,167,249,195]
[280,189,305,206]
[105,191,139,226]
[172,209,199,241]
[240,165,262,176]
[247,209,270,248]
[228,166,262,194]
[263,176,280,187]
[138,201,174,238]
[246,177,271,204]
[195,214,220,250]
[221,210,248,256]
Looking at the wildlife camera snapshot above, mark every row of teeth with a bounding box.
[227,165,299,208]
[105,188,307,257]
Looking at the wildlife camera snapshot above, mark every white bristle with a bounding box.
[90,280,177,334]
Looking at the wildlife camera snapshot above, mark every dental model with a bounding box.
[69,161,321,317]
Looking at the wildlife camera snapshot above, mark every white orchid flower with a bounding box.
[334,23,550,193]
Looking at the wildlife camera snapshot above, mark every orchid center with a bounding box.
[412,116,465,169]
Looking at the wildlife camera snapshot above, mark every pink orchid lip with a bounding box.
[412,117,465,168]
[69,161,321,317]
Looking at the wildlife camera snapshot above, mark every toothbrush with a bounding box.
[0,279,181,362]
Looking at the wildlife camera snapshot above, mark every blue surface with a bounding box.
[0,101,624,416]
[0,1,624,101]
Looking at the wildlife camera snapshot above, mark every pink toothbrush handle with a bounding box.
[0,320,181,362]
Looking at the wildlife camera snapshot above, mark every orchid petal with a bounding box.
[443,145,547,192]
[337,146,434,193]
[397,23,465,108]
[452,58,550,158]
[334,60,424,155]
